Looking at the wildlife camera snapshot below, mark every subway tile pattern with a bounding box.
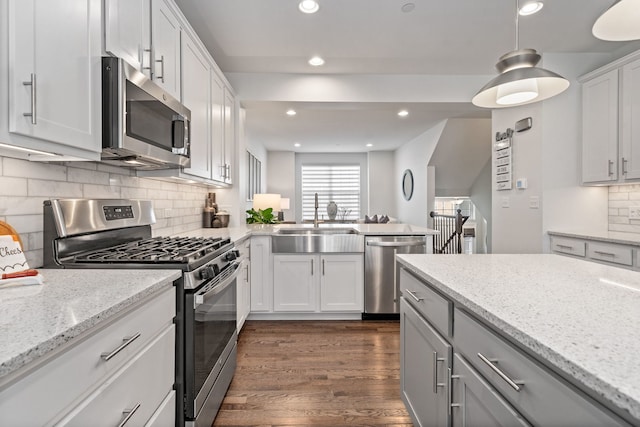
[0,156,211,267]
[609,185,640,237]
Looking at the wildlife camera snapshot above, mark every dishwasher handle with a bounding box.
[366,239,425,248]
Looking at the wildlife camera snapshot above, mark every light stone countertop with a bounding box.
[172,223,438,241]
[548,229,640,247]
[0,269,181,382]
[396,253,640,423]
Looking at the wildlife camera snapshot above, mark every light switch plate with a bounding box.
[529,196,540,209]
[629,206,640,219]
[501,196,510,208]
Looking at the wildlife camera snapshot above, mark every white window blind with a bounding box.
[301,164,360,221]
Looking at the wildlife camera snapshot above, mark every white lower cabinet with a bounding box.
[0,286,176,427]
[273,253,364,313]
[549,233,638,270]
[250,236,272,312]
[237,237,251,330]
[399,268,630,427]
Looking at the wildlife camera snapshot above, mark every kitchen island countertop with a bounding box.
[397,253,640,423]
[0,269,181,383]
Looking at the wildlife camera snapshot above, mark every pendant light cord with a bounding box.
[515,0,519,50]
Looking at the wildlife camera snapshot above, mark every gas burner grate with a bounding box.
[73,236,232,264]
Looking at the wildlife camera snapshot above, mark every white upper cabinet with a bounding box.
[7,0,102,158]
[182,35,212,179]
[621,57,640,180]
[582,69,619,183]
[150,0,181,100]
[222,87,236,184]
[211,73,226,183]
[581,50,640,185]
[104,0,150,73]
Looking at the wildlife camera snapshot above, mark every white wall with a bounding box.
[267,151,296,220]
[491,53,612,254]
[470,158,492,253]
[394,120,447,227]
[367,151,396,217]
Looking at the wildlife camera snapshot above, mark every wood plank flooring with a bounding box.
[213,320,413,427]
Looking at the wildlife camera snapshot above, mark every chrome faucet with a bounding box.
[314,192,319,227]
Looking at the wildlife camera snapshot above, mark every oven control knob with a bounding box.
[213,264,220,276]
[199,266,215,280]
[225,250,239,261]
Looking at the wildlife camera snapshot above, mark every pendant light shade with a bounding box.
[472,49,570,108]
[592,0,640,41]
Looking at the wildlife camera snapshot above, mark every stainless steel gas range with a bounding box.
[43,199,239,427]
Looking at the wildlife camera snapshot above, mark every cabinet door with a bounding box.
[621,57,640,180]
[452,354,530,427]
[182,34,211,179]
[250,236,272,312]
[104,0,150,73]
[8,0,101,154]
[150,0,181,100]
[400,298,451,427]
[237,240,251,331]
[223,88,236,184]
[211,73,226,182]
[273,254,317,312]
[320,254,363,312]
[582,69,619,183]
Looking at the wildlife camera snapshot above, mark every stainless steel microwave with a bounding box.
[101,57,191,170]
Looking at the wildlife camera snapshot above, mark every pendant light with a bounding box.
[592,0,640,41]
[472,0,569,108]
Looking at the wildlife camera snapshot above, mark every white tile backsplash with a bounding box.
[1,156,212,267]
[609,185,640,239]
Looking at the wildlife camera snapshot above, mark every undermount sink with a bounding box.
[272,227,364,253]
[276,227,358,235]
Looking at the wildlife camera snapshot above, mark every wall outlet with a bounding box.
[501,196,510,208]
[629,206,640,219]
[529,196,540,209]
[164,208,173,218]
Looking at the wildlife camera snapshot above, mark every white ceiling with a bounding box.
[174,0,640,152]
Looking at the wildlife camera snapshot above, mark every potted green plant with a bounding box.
[245,207,279,224]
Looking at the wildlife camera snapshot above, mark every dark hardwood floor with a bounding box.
[213,320,413,427]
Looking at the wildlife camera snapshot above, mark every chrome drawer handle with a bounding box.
[155,55,165,83]
[432,351,446,393]
[608,159,614,176]
[477,352,523,392]
[404,289,423,302]
[593,250,615,257]
[448,367,461,415]
[117,402,141,427]
[100,332,141,361]
[556,244,573,250]
[622,157,628,175]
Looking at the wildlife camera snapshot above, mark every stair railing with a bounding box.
[429,209,469,254]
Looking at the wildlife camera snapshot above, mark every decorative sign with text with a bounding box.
[0,235,29,274]
[495,128,513,191]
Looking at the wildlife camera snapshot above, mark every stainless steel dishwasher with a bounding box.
[364,235,427,319]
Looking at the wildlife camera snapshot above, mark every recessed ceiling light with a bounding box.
[286,109,297,116]
[518,1,543,16]
[299,0,319,14]
[366,143,373,147]
[308,56,325,66]
[398,110,409,117]
[294,143,301,147]
[401,3,415,13]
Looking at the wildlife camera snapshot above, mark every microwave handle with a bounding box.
[172,115,190,155]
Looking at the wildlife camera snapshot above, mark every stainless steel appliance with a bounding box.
[101,57,191,170]
[43,199,239,427]
[364,235,427,319]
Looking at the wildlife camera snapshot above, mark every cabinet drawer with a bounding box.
[145,390,176,427]
[454,309,627,426]
[58,325,175,426]
[0,287,175,426]
[587,242,633,266]
[550,237,586,257]
[400,269,452,337]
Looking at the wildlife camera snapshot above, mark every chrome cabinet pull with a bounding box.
[432,351,446,394]
[556,244,573,249]
[593,250,615,257]
[404,289,423,303]
[244,264,249,282]
[155,55,165,83]
[100,332,141,361]
[322,259,325,275]
[311,259,314,275]
[142,48,152,72]
[608,159,614,176]
[117,402,141,427]
[448,367,461,415]
[622,158,628,175]
[477,352,523,392]
[22,73,36,124]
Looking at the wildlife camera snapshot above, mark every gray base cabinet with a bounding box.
[399,268,630,427]
[400,298,451,427]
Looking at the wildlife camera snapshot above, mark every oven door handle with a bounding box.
[194,262,240,307]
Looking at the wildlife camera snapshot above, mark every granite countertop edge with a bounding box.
[396,257,639,423]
